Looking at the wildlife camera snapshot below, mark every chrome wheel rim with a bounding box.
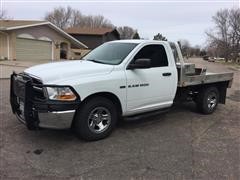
[207,92,217,110]
[88,107,111,134]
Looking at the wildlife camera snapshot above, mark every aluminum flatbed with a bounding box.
[176,63,234,87]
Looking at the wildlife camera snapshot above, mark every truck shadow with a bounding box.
[227,90,240,102]
[23,102,199,143]
[118,102,198,129]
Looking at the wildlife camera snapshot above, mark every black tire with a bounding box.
[196,86,219,114]
[73,97,117,141]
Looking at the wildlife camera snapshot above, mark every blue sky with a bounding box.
[1,0,239,47]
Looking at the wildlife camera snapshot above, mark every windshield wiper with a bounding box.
[85,59,108,64]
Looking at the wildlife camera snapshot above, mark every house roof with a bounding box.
[0,20,88,48]
[0,20,47,29]
[65,27,117,35]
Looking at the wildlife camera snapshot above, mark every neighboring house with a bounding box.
[0,20,87,61]
[65,27,120,49]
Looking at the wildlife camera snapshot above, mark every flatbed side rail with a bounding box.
[177,72,234,87]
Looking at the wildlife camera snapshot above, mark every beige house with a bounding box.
[0,20,87,61]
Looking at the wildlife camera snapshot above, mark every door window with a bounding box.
[133,45,168,67]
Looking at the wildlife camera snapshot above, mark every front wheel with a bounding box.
[73,97,117,141]
[196,87,219,114]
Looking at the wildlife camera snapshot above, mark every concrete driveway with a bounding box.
[0,58,239,179]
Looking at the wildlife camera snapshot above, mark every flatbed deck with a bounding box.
[176,63,234,87]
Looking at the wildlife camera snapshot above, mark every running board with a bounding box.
[124,108,170,121]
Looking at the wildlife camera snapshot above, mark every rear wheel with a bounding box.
[196,87,219,114]
[73,97,117,141]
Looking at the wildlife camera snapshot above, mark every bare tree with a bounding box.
[45,6,114,29]
[153,33,167,41]
[117,26,138,39]
[132,32,140,39]
[206,8,240,62]
[45,6,74,29]
[0,9,7,20]
[90,15,113,28]
[178,39,191,58]
[77,15,113,28]
[206,9,230,61]
[70,9,83,27]
[193,45,201,56]
[229,8,240,62]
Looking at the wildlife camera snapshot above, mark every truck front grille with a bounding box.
[13,73,46,101]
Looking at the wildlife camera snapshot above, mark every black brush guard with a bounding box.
[10,72,80,130]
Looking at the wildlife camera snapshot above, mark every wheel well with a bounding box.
[81,92,123,116]
[176,81,229,104]
[197,82,229,104]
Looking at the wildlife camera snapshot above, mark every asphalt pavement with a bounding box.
[0,58,239,180]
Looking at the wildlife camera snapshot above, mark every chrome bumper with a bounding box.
[38,110,75,129]
[15,109,76,129]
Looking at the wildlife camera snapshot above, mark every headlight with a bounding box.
[46,87,77,101]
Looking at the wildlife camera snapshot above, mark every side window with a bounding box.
[134,45,168,67]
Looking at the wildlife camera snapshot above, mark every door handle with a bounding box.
[162,72,172,76]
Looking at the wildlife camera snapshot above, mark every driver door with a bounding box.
[125,44,176,115]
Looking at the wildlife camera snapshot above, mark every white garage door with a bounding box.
[16,38,52,61]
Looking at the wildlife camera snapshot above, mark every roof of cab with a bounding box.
[109,39,169,44]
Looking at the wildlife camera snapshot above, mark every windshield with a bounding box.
[82,42,138,65]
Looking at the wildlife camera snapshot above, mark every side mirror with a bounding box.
[127,58,151,69]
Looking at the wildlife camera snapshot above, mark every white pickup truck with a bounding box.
[10,40,234,141]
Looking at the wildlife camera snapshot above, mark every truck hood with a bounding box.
[24,60,114,84]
